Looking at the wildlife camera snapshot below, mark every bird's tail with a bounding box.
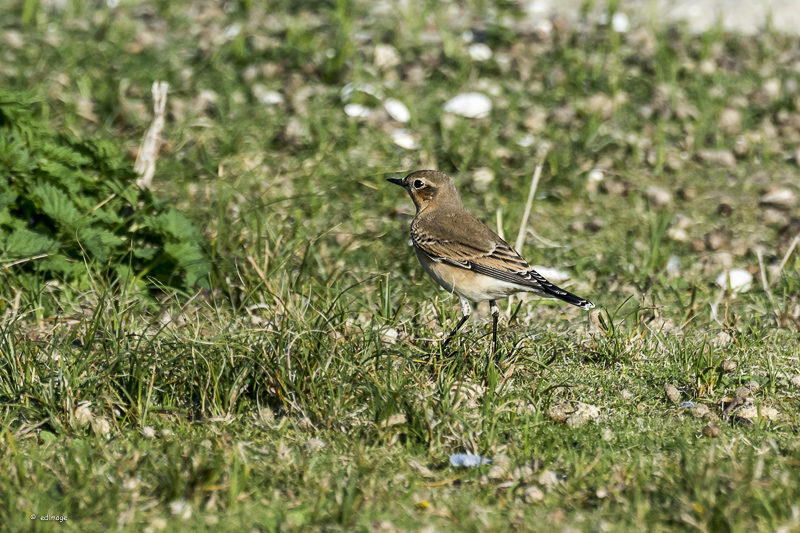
[522,268,595,310]
[545,285,595,310]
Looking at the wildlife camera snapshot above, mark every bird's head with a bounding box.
[387,170,462,213]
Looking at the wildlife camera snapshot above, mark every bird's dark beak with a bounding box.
[386,177,404,187]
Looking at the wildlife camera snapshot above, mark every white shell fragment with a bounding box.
[588,169,604,183]
[760,187,796,208]
[517,134,535,147]
[381,327,399,344]
[468,43,493,61]
[252,86,284,105]
[443,92,492,119]
[391,129,419,150]
[716,269,753,293]
[222,23,242,40]
[611,12,630,33]
[471,167,494,191]
[341,82,384,102]
[666,255,680,275]
[374,43,401,70]
[737,405,780,420]
[384,98,411,123]
[344,104,371,118]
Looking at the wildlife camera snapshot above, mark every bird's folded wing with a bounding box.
[411,216,568,296]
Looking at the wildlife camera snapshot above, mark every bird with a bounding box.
[388,170,594,358]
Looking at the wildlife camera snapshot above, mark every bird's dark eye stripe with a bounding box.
[413,179,425,189]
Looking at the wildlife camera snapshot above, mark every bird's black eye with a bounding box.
[413,179,425,189]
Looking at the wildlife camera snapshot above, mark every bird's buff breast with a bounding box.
[414,246,522,302]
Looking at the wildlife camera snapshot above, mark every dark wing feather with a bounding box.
[410,212,594,309]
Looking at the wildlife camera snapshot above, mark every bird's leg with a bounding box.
[441,298,471,354]
[490,300,499,360]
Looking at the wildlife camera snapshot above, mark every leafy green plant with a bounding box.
[0,90,211,294]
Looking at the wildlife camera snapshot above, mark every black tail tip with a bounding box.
[556,291,594,310]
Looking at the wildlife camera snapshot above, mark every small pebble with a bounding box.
[254,88,284,105]
[621,389,633,400]
[790,375,800,388]
[384,98,411,123]
[704,411,720,424]
[666,255,681,274]
[747,381,760,393]
[698,149,736,167]
[720,360,737,373]
[737,405,780,420]
[713,331,733,347]
[760,187,796,209]
[705,230,728,251]
[305,438,326,451]
[517,133,535,147]
[487,464,507,480]
[691,404,710,418]
[718,108,742,134]
[4,29,23,49]
[611,11,630,33]
[492,454,512,471]
[340,82,383,102]
[702,425,721,438]
[538,470,560,491]
[588,169,604,183]
[512,466,534,481]
[74,403,93,427]
[468,43,493,61]
[391,129,419,150]
[344,103,371,118]
[442,93,492,119]
[763,78,781,99]
[548,403,570,423]
[665,384,681,404]
[566,402,600,428]
[524,485,544,502]
[734,386,750,399]
[646,185,672,207]
[374,43,401,70]
[548,401,600,427]
[716,269,753,293]
[472,167,495,191]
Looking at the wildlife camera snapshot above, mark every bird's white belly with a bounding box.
[415,247,536,302]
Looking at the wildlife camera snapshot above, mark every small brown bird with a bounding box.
[388,170,594,357]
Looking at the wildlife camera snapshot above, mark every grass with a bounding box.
[2,0,800,531]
